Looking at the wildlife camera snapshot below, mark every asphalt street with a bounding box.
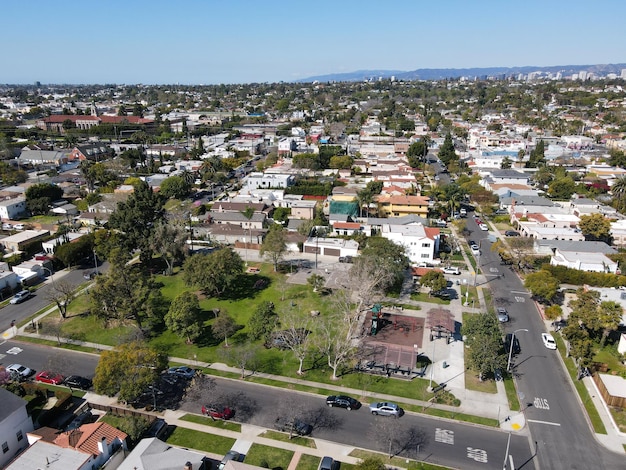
[0,338,533,470]
[465,215,624,469]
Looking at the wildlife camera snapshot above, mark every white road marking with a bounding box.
[6,347,22,355]
[510,291,530,295]
[467,447,488,463]
[435,428,454,445]
[527,419,561,426]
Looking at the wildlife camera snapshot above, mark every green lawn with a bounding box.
[409,292,451,305]
[296,454,321,470]
[180,413,242,432]
[166,426,236,454]
[244,443,294,469]
[349,449,451,470]
[260,430,316,448]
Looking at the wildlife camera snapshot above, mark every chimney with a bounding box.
[97,436,107,455]
[184,462,193,470]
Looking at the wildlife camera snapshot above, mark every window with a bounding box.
[421,254,429,258]
[422,243,430,247]
[16,430,23,442]
[2,442,8,454]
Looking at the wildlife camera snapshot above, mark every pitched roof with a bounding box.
[54,422,127,456]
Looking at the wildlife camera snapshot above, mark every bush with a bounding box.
[543,264,626,287]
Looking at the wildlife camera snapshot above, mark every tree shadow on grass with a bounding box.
[221,274,271,300]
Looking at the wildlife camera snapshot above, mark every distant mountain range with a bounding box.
[298,63,626,82]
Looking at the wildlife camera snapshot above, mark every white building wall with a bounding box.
[0,406,34,468]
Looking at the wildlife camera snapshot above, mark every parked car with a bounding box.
[442,266,460,275]
[13,223,25,230]
[2,223,12,230]
[35,370,64,385]
[479,223,489,231]
[542,333,557,350]
[318,456,335,470]
[201,405,234,420]
[218,451,243,470]
[274,417,313,435]
[495,209,509,215]
[504,334,520,355]
[10,290,32,304]
[6,363,34,380]
[326,395,361,410]
[504,230,520,237]
[64,375,93,390]
[166,366,196,379]
[66,408,93,431]
[497,307,509,323]
[145,418,169,439]
[369,401,404,417]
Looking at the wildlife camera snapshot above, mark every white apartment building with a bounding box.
[380,223,440,265]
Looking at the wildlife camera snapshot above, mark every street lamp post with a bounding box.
[507,328,528,372]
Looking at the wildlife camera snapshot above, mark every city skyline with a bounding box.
[3,0,626,85]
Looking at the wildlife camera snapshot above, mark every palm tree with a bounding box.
[611,176,626,211]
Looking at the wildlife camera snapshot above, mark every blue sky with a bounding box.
[2,0,625,85]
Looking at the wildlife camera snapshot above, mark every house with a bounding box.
[375,195,430,218]
[11,260,46,284]
[68,144,111,162]
[42,233,86,254]
[0,269,20,295]
[245,172,295,190]
[332,221,362,236]
[17,149,70,167]
[550,248,619,274]
[303,237,359,258]
[116,437,210,470]
[534,240,617,257]
[206,224,265,245]
[76,211,109,227]
[9,422,127,470]
[0,197,27,220]
[1,230,50,253]
[380,223,440,265]
[51,203,78,216]
[481,169,531,190]
[0,388,34,468]
[209,211,266,230]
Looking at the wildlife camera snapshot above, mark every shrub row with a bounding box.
[542,264,626,288]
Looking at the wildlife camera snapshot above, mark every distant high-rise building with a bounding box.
[579,71,588,81]
[621,69,626,79]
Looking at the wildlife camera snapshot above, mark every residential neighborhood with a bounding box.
[2,71,626,470]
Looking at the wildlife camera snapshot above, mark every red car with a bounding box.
[201,405,234,420]
[35,370,64,385]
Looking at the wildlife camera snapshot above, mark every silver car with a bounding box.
[369,401,404,417]
[497,307,509,323]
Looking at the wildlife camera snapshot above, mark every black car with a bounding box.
[274,417,313,435]
[64,375,93,390]
[504,230,520,237]
[504,333,521,355]
[326,395,361,410]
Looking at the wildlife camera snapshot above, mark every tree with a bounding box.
[579,213,612,244]
[45,280,76,319]
[182,248,244,298]
[159,175,192,199]
[212,311,238,347]
[611,175,626,211]
[54,233,95,268]
[307,274,326,292]
[420,270,447,295]
[275,309,313,375]
[544,304,563,322]
[500,156,512,169]
[461,313,507,380]
[437,133,458,166]
[329,155,353,169]
[89,248,167,330]
[360,237,408,290]
[260,225,287,271]
[220,342,260,377]
[165,291,203,343]
[547,176,576,199]
[150,221,188,275]
[25,182,63,215]
[356,458,387,470]
[524,270,560,304]
[248,301,278,342]
[108,180,165,263]
[93,341,167,403]
[597,301,623,346]
[241,206,255,265]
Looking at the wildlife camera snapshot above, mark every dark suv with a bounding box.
[274,417,313,435]
[326,395,361,410]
